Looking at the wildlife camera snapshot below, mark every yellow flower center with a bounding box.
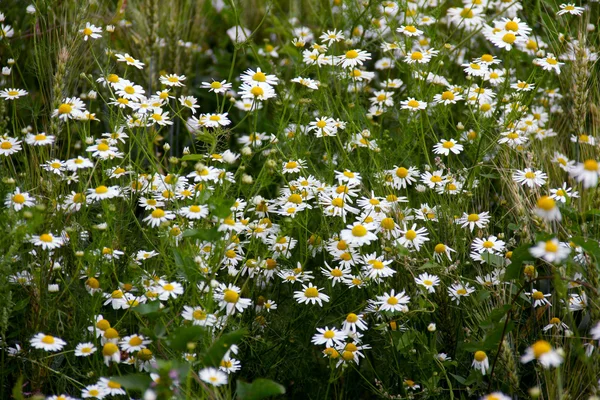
[405,230,417,241]
[346,313,358,323]
[58,103,72,114]
[103,342,119,356]
[250,86,264,97]
[42,335,55,344]
[151,209,165,218]
[584,159,598,171]
[210,81,222,89]
[532,340,552,358]
[441,91,455,100]
[532,291,545,300]
[12,193,25,204]
[434,243,446,253]
[304,287,319,298]
[252,71,267,82]
[407,100,420,108]
[351,225,367,237]
[544,240,558,252]
[411,52,423,60]
[460,8,474,18]
[387,296,398,305]
[223,289,239,303]
[502,33,517,44]
[39,234,53,243]
[474,351,487,362]
[345,50,359,59]
[442,141,455,149]
[95,185,108,194]
[129,336,143,346]
[467,213,480,222]
[537,196,556,211]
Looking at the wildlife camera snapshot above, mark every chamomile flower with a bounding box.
[294,283,330,306]
[570,159,600,188]
[80,22,102,40]
[557,3,585,16]
[342,313,368,333]
[115,53,145,69]
[0,88,28,100]
[543,317,569,332]
[143,208,176,227]
[340,221,378,246]
[182,306,217,326]
[521,340,563,368]
[0,136,22,156]
[179,204,209,220]
[375,289,410,313]
[396,224,429,251]
[338,49,371,69]
[156,280,184,300]
[199,367,228,387]
[321,262,351,286]
[526,289,552,308]
[361,253,395,281]
[549,183,578,203]
[30,233,64,250]
[312,326,347,347]
[82,384,107,399]
[534,53,564,74]
[119,334,151,353]
[448,282,475,304]
[401,97,427,112]
[433,139,464,156]
[215,284,252,314]
[160,73,186,87]
[530,238,571,263]
[415,273,440,293]
[472,351,489,375]
[5,188,35,211]
[534,196,561,221]
[30,333,67,351]
[457,212,491,232]
[433,243,456,261]
[200,113,231,128]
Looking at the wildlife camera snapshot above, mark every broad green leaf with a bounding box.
[110,374,152,392]
[203,329,247,367]
[182,227,223,241]
[181,153,205,161]
[504,243,532,281]
[134,301,161,315]
[237,378,286,400]
[168,326,206,352]
[209,197,236,219]
[572,236,600,262]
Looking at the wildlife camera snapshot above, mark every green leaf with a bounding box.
[504,243,532,281]
[110,374,152,392]
[483,321,513,350]
[12,376,25,400]
[482,252,506,268]
[203,329,247,367]
[168,326,206,352]
[195,132,217,149]
[181,153,205,161]
[572,236,600,262]
[508,223,519,231]
[134,301,161,315]
[182,227,223,241]
[209,197,236,219]
[449,373,466,385]
[237,378,286,400]
[395,331,415,351]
